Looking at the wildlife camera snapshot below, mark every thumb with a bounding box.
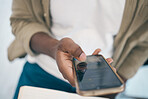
[68,43,86,61]
[59,38,86,61]
[78,52,86,61]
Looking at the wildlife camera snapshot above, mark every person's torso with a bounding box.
[27,0,125,81]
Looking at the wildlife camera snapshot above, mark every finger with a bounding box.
[106,58,116,72]
[106,58,113,64]
[112,67,117,72]
[56,51,75,86]
[92,48,101,55]
[59,38,86,61]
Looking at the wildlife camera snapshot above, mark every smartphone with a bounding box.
[73,55,124,96]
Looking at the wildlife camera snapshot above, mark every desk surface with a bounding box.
[18,86,108,99]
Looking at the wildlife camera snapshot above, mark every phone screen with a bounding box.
[73,55,122,91]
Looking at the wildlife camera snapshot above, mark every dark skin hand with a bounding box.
[30,32,118,86]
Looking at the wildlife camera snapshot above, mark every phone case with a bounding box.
[73,55,125,96]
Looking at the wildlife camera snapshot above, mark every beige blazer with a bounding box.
[8,0,148,79]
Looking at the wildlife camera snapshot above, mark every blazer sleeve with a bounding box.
[117,33,148,79]
[10,0,50,56]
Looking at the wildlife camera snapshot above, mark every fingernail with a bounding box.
[79,53,86,61]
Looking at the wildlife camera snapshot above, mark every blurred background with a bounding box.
[0,0,148,99]
[0,0,25,99]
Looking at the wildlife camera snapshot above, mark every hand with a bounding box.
[30,33,116,84]
[55,38,86,86]
[55,38,115,86]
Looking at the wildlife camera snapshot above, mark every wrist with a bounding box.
[30,32,59,59]
[46,38,59,59]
